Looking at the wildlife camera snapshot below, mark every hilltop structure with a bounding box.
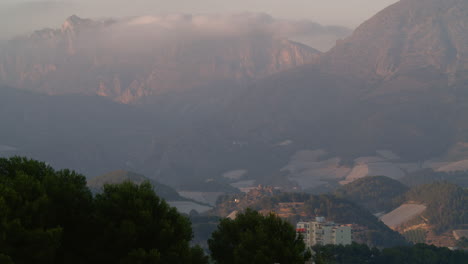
[296,217,352,247]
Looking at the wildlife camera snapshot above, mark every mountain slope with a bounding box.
[321,0,468,85]
[335,176,409,213]
[0,15,321,103]
[401,182,468,234]
[213,0,468,162]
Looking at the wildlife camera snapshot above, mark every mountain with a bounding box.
[2,0,468,190]
[321,0,468,85]
[215,0,468,162]
[0,15,321,104]
[87,170,183,201]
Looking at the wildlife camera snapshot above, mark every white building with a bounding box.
[296,217,352,247]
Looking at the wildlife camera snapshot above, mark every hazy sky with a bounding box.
[0,0,399,41]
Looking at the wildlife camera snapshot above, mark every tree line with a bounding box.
[0,157,308,264]
[312,243,467,264]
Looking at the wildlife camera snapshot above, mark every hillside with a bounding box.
[335,176,409,213]
[212,0,468,164]
[401,182,468,234]
[376,182,468,247]
[87,170,183,201]
[399,169,468,187]
[212,189,407,248]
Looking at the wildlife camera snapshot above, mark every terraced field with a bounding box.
[380,204,427,229]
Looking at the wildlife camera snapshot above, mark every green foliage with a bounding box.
[379,244,466,264]
[404,182,468,233]
[455,237,468,249]
[0,254,14,264]
[0,157,92,264]
[208,209,311,264]
[90,181,205,263]
[312,243,468,264]
[0,157,208,264]
[312,243,380,264]
[335,176,408,213]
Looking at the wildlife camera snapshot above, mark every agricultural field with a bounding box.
[403,229,427,244]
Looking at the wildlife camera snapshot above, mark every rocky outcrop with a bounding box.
[321,0,468,86]
[0,15,320,103]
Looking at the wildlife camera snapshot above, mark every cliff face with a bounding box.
[0,15,320,103]
[321,0,468,85]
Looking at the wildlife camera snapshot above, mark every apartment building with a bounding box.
[296,217,352,247]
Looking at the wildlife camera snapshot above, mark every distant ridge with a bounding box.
[0,15,322,103]
[87,170,184,201]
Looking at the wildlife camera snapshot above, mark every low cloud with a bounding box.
[0,1,351,51]
[107,13,351,51]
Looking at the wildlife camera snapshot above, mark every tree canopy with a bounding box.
[208,208,311,264]
[0,157,208,264]
[312,243,468,264]
[404,182,468,233]
[334,176,408,213]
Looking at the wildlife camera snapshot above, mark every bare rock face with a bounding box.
[0,15,320,103]
[321,0,468,86]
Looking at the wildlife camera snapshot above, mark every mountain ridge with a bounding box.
[0,14,328,103]
[320,0,468,86]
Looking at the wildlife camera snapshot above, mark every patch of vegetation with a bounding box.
[335,176,408,213]
[0,157,208,264]
[208,209,311,264]
[312,243,468,264]
[403,182,468,234]
[455,237,468,250]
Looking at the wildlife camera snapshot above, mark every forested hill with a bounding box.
[400,169,468,188]
[333,177,467,235]
[334,176,409,213]
[87,170,184,201]
[402,182,468,234]
[213,191,406,248]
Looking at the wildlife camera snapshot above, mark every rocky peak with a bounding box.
[321,0,468,85]
[61,15,94,32]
